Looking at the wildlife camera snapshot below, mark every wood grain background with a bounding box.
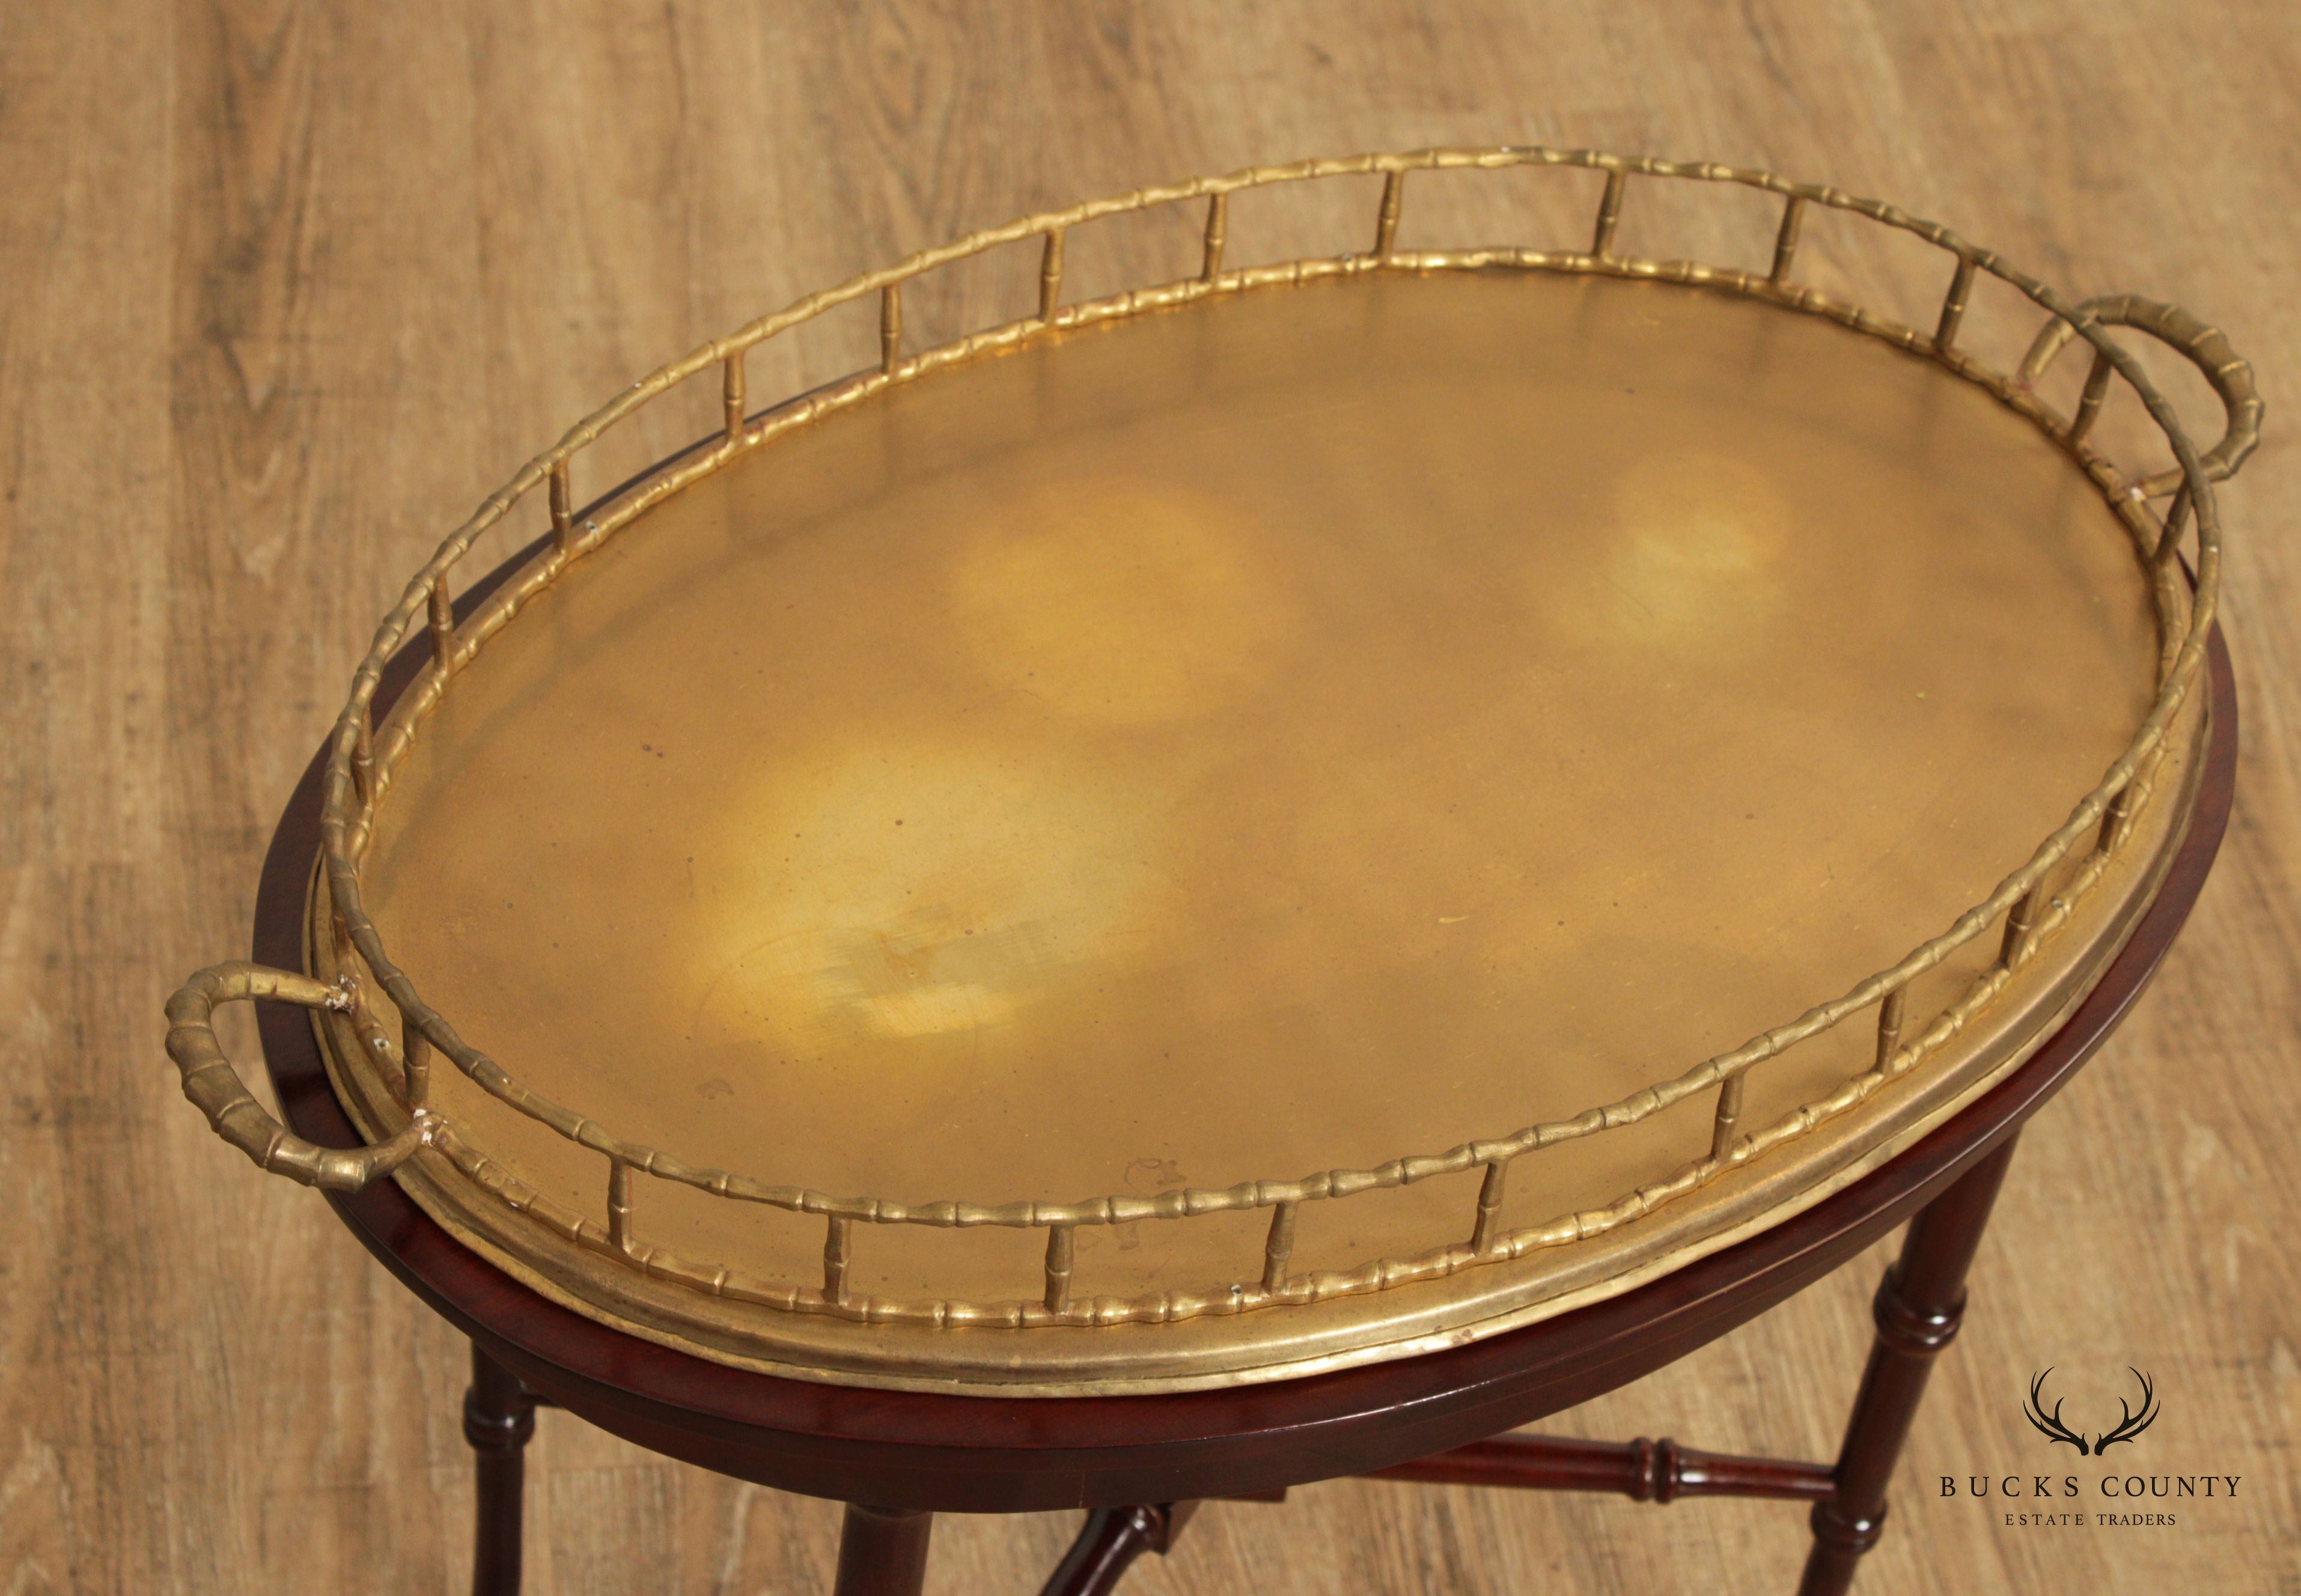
[2,2,2294,1591]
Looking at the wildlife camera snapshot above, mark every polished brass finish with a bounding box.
[351,701,374,802]
[426,577,454,675]
[1038,228,1064,323]
[2016,293,2260,496]
[1591,167,1626,257]
[721,354,746,443]
[823,1216,852,1306]
[1045,1226,1076,1315]
[1471,1163,1510,1256]
[606,1161,634,1255]
[1261,1202,1297,1293]
[165,961,431,1192]
[1770,194,1805,284]
[2071,350,2114,446]
[1709,1080,1748,1165]
[1374,169,1404,257]
[1999,886,2044,967]
[1873,990,1906,1071]
[169,147,2260,1393]
[549,460,573,553]
[1934,256,1976,350]
[880,283,903,376]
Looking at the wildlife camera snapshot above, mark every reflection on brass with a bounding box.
[169,148,2257,1393]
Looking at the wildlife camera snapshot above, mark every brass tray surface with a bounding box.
[315,260,2201,1392]
[148,151,2248,1396]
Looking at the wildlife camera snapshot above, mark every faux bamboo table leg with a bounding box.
[465,1342,540,1596]
[834,1503,936,1596]
[1799,1133,2019,1595]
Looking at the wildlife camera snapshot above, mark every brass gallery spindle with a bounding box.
[880,282,903,376]
[1261,1200,1297,1293]
[1470,1160,1509,1255]
[1201,191,1227,281]
[549,458,574,553]
[2069,349,2114,445]
[400,1023,431,1111]
[721,352,746,441]
[1038,228,1065,323]
[1043,1224,1075,1314]
[1710,1076,1747,1163]
[427,576,456,673]
[606,1160,634,1255]
[1935,255,1977,350]
[2100,784,2138,852]
[822,1214,852,1306]
[1875,987,1907,1069]
[1374,169,1405,258]
[1591,168,1627,258]
[1770,193,1805,284]
[1999,886,2043,967]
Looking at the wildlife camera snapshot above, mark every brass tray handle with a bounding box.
[166,961,430,1192]
[2019,294,2263,496]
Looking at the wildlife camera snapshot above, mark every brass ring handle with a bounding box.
[2018,293,2263,498]
[166,960,430,1193]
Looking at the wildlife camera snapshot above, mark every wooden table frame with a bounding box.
[248,550,2235,1594]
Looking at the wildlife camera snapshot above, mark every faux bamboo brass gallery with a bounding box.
[166,148,2258,1393]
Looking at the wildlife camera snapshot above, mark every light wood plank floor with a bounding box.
[2,2,2294,1591]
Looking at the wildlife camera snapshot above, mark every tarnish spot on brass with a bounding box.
[692,737,1159,1058]
[1597,448,1795,642]
[948,477,1302,724]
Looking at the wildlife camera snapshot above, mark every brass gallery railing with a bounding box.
[168,147,2260,1331]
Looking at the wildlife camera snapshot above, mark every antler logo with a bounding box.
[2023,1368,2160,1456]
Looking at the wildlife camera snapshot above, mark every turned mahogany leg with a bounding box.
[466,1342,540,1596]
[1037,1502,1199,1596]
[834,1503,935,1596]
[1799,1135,2017,1596]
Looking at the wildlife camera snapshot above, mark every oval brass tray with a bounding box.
[167,149,2256,1395]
